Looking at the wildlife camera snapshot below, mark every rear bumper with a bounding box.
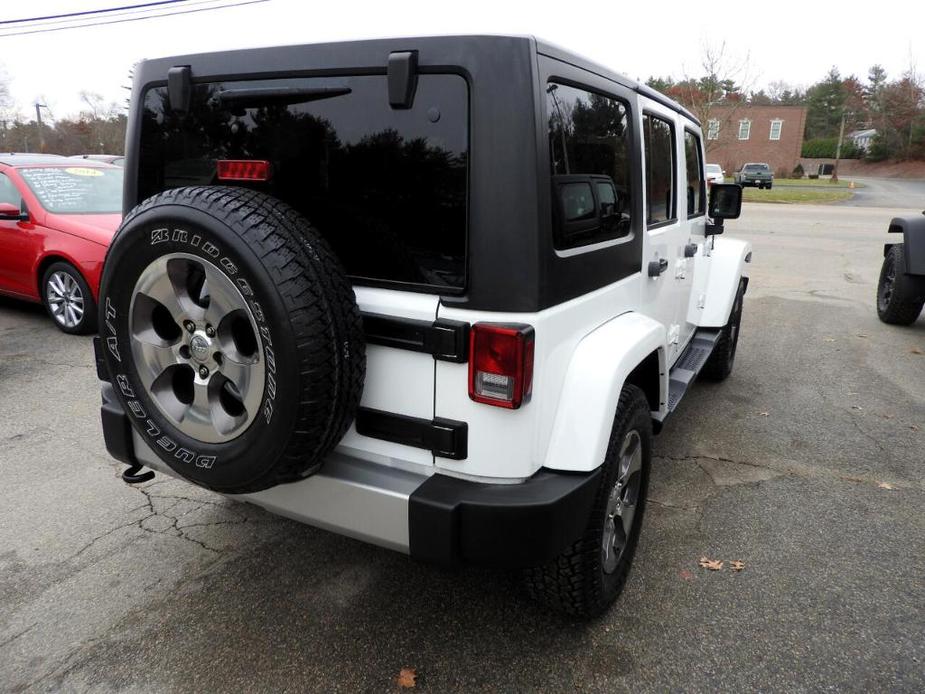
[100,383,599,569]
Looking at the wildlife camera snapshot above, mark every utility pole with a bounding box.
[34,102,47,153]
[546,84,571,174]
[832,111,847,184]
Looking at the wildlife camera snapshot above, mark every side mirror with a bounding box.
[706,183,742,236]
[0,202,28,222]
[709,183,742,220]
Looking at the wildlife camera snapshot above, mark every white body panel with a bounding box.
[336,286,438,469]
[436,276,639,480]
[543,312,666,472]
[698,237,752,327]
[637,97,695,367]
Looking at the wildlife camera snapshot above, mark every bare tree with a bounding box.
[678,41,758,152]
[0,63,19,148]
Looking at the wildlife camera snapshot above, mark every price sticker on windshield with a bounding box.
[64,167,104,177]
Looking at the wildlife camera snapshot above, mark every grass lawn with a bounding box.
[772,178,863,188]
[724,178,863,188]
[741,187,854,204]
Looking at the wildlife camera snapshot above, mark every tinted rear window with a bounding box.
[138,75,469,291]
[744,164,769,172]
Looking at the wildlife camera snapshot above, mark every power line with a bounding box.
[6,0,230,32]
[0,0,192,25]
[0,0,270,38]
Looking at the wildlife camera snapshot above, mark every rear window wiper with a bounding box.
[210,86,351,109]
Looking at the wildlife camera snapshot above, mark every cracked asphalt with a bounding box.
[1,202,924,692]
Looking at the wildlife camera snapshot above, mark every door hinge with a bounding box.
[362,313,469,363]
[668,324,680,345]
[356,408,468,460]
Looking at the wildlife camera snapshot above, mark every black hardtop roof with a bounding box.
[0,153,117,167]
[533,38,700,125]
[135,34,699,126]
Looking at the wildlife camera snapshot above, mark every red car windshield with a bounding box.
[18,166,123,214]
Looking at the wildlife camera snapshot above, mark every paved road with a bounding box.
[1,203,924,692]
[841,177,925,208]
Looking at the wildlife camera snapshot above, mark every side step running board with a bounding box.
[657,328,722,421]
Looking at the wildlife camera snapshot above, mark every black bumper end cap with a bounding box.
[409,467,601,569]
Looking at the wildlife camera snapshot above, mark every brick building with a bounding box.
[703,105,807,176]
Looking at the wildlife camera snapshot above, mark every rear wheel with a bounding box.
[877,244,925,325]
[41,261,97,335]
[523,385,651,617]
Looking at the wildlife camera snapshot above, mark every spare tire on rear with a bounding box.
[98,186,365,493]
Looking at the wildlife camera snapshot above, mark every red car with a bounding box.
[0,155,123,334]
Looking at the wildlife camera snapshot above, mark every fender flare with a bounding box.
[699,236,752,328]
[887,216,925,275]
[543,312,665,473]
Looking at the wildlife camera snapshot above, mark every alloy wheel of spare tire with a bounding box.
[98,186,365,493]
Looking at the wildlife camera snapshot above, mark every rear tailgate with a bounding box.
[135,70,471,472]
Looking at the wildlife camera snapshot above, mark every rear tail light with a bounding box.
[469,323,535,409]
[216,159,270,181]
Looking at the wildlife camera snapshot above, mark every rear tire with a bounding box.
[523,385,652,618]
[877,244,925,325]
[41,261,97,335]
[702,278,745,381]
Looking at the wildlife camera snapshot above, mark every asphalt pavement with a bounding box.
[841,177,925,208]
[1,202,924,692]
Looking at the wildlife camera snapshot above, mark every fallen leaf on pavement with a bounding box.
[699,557,723,571]
[912,425,920,432]
[396,668,417,689]
[851,405,863,411]
[857,334,868,338]
[758,411,769,417]
[911,348,924,355]
[680,569,694,581]
[878,482,895,490]
[730,560,745,572]
[823,337,836,342]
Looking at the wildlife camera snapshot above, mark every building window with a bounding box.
[707,119,720,140]
[738,119,751,140]
[769,119,783,141]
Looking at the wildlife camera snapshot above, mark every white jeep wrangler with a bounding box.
[95,36,750,617]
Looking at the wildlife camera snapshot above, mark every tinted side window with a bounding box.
[684,130,705,217]
[139,75,468,291]
[547,82,632,250]
[643,114,675,226]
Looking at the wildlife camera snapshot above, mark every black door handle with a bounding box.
[648,258,669,277]
[684,243,698,258]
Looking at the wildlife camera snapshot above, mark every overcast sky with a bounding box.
[0,0,921,120]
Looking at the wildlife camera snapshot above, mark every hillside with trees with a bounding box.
[647,56,925,163]
[2,56,922,162]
